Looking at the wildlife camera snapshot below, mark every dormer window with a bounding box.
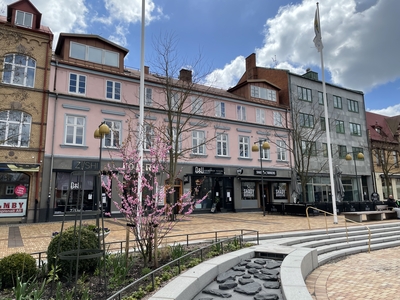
[70,42,119,67]
[15,10,33,28]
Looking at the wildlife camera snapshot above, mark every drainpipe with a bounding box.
[34,35,52,223]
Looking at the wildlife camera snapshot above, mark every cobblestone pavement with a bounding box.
[1,212,399,299]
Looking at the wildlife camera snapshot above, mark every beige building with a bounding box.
[0,0,53,222]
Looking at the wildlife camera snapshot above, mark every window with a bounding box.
[394,151,399,167]
[347,99,359,113]
[216,133,228,156]
[336,120,345,133]
[256,109,265,124]
[261,142,270,160]
[277,140,287,161]
[144,125,154,150]
[15,11,33,28]
[69,73,86,94]
[297,86,312,102]
[172,127,182,153]
[333,96,342,109]
[302,141,317,156]
[215,101,225,118]
[65,115,85,145]
[352,147,364,160]
[273,112,283,127]
[349,122,362,136]
[318,92,324,105]
[322,143,333,157]
[250,86,277,101]
[104,120,121,148]
[192,130,205,155]
[168,92,179,110]
[70,42,119,67]
[106,80,121,100]
[191,96,203,113]
[2,54,36,87]
[145,88,152,106]
[338,145,347,158]
[6,185,14,195]
[299,113,314,128]
[0,110,31,147]
[237,105,246,121]
[320,117,326,131]
[239,136,250,158]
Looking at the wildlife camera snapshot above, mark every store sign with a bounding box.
[14,185,27,197]
[243,188,255,198]
[193,166,224,175]
[254,170,277,176]
[275,187,286,199]
[72,160,99,171]
[0,199,27,217]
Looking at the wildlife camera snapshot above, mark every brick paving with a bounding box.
[1,212,399,299]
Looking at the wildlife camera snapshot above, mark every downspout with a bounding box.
[46,60,59,222]
[33,35,52,222]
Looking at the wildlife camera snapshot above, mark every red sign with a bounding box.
[14,185,26,197]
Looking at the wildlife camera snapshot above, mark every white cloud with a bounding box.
[103,0,163,24]
[206,0,400,94]
[108,24,129,47]
[204,56,245,89]
[368,105,400,117]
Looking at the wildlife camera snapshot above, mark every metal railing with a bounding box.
[305,206,371,253]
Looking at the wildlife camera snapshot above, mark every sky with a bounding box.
[1,0,399,116]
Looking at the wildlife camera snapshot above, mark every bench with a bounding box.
[342,205,397,223]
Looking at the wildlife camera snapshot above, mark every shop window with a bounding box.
[273,183,287,200]
[241,181,256,200]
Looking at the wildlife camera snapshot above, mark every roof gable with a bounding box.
[7,0,42,29]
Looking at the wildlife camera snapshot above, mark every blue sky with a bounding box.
[2,0,399,116]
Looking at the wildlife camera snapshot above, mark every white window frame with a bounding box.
[215,101,225,118]
[2,54,36,87]
[277,140,287,161]
[69,73,86,95]
[216,133,228,157]
[15,10,33,28]
[261,143,270,160]
[192,130,205,155]
[103,120,121,148]
[144,125,154,150]
[145,87,153,106]
[106,80,121,101]
[256,108,265,124]
[191,96,203,114]
[65,115,85,145]
[168,92,179,110]
[0,110,31,147]
[70,42,119,67]
[273,112,282,127]
[251,86,277,101]
[172,127,182,153]
[237,105,246,121]
[239,136,250,158]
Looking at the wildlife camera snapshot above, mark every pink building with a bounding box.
[40,34,292,221]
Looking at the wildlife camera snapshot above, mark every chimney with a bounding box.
[144,66,149,75]
[179,69,192,82]
[245,53,258,80]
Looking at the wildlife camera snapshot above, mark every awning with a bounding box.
[0,163,40,172]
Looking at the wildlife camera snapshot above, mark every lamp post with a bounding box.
[94,122,110,212]
[345,152,364,202]
[252,139,270,216]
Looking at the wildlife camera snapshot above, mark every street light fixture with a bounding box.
[345,152,364,201]
[252,139,270,216]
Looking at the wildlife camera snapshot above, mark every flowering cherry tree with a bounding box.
[103,134,205,266]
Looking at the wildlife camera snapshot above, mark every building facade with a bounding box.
[0,0,52,222]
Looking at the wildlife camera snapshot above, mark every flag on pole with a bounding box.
[313,6,323,52]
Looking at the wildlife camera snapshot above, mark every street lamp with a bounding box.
[94,122,110,211]
[252,139,270,216]
[345,152,364,201]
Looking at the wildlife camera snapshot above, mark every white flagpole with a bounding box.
[315,2,338,224]
[138,0,146,235]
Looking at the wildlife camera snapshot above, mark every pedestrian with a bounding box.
[387,195,400,219]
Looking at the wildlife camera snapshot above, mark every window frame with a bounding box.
[145,87,152,106]
[15,10,33,28]
[2,54,36,87]
[192,130,206,155]
[273,112,283,127]
[70,42,119,67]
[215,101,226,118]
[237,105,246,121]
[255,108,265,124]
[277,140,287,161]
[338,145,347,159]
[318,92,324,105]
[335,120,345,133]
[103,120,122,148]
[297,86,312,102]
[301,140,317,156]
[347,99,359,113]
[69,73,86,95]
[0,110,32,147]
[333,95,342,109]
[216,133,229,157]
[238,136,250,158]
[144,125,154,151]
[106,80,121,101]
[250,85,277,101]
[64,115,85,146]
[299,113,314,128]
[349,122,362,136]
[191,96,203,114]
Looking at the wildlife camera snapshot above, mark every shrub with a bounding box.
[47,227,100,275]
[0,252,37,288]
